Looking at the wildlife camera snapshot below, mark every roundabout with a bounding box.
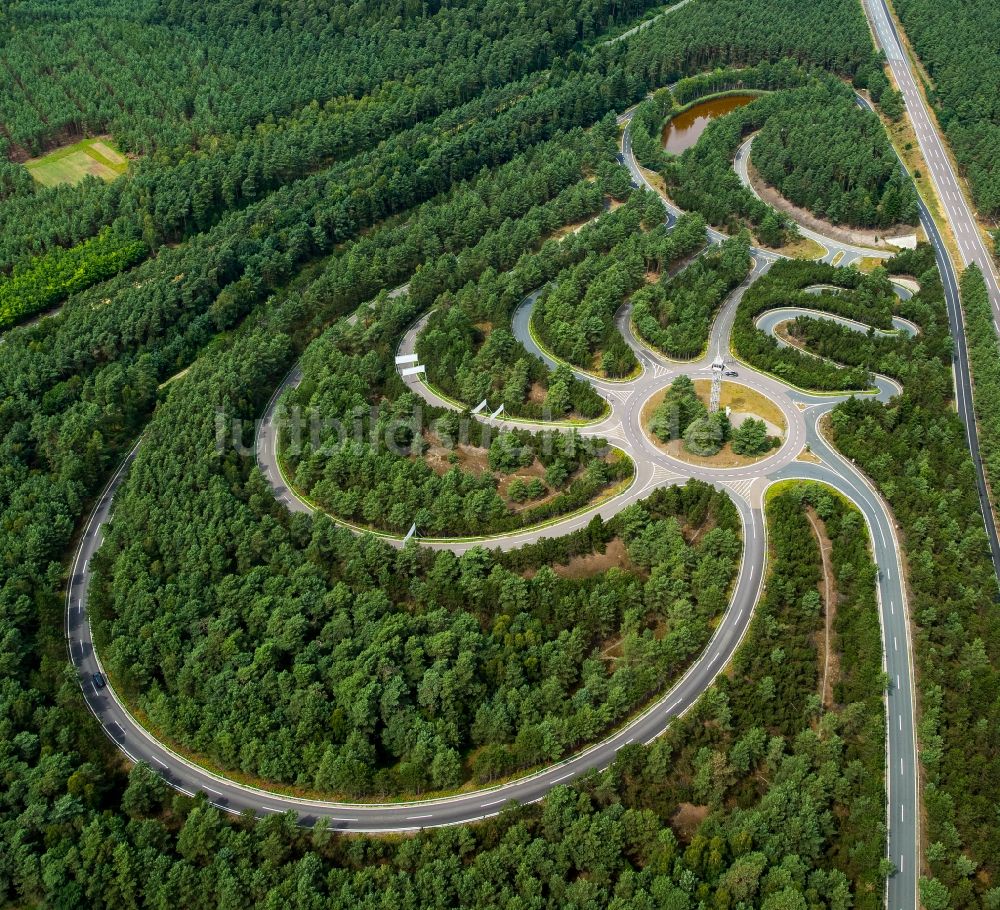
[638,378,790,470]
[64,101,921,910]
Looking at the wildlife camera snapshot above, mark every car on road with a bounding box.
[92,672,106,689]
[724,370,739,377]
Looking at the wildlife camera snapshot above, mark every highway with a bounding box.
[863,0,1000,323]
[853,92,1000,578]
[863,0,1000,318]
[65,79,927,910]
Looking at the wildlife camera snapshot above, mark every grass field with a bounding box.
[25,137,129,187]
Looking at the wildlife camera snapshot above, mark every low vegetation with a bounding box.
[25,137,129,188]
[0,229,147,329]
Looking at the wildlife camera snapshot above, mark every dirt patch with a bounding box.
[685,513,717,546]
[807,508,840,709]
[666,245,708,278]
[552,537,631,579]
[638,164,669,198]
[771,234,827,260]
[550,218,594,240]
[421,436,491,477]
[420,435,565,511]
[774,320,801,349]
[774,321,836,363]
[796,447,822,464]
[527,381,547,404]
[747,159,915,250]
[496,459,558,511]
[671,802,709,840]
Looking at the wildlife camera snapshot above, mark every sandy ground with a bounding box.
[747,159,918,250]
[807,508,840,709]
[640,380,786,468]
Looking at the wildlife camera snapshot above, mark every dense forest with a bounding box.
[631,232,750,359]
[751,83,919,229]
[658,76,916,247]
[282,288,631,538]
[19,466,891,907]
[626,59,814,174]
[0,0,876,287]
[11,0,1000,904]
[735,243,1000,901]
[530,203,705,376]
[414,187,651,419]
[891,0,1000,220]
[92,283,737,794]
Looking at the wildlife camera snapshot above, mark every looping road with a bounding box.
[66,89,924,909]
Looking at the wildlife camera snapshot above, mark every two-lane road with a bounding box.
[864,0,1000,322]
[67,433,768,832]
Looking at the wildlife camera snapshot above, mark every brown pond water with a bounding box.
[661,94,757,154]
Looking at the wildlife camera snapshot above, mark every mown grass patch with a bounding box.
[25,136,129,187]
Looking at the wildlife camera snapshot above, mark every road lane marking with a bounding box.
[482,799,506,808]
[406,814,433,820]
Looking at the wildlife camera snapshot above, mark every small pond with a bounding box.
[661,94,757,154]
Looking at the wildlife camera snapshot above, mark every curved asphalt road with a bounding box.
[622,101,920,907]
[66,87,925,910]
[734,134,905,267]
